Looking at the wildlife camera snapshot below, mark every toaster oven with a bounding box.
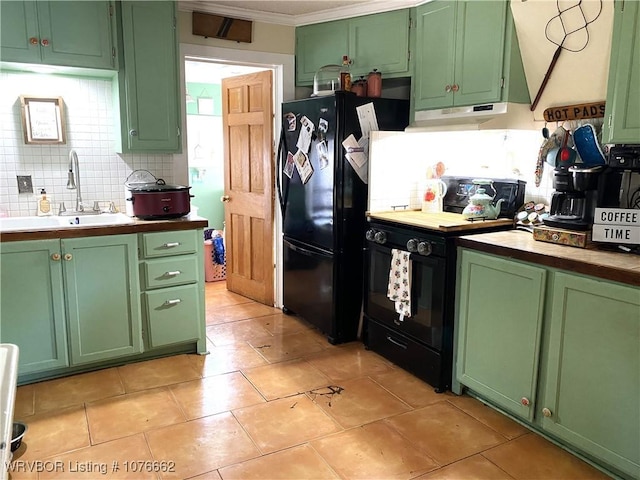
[441,176,526,218]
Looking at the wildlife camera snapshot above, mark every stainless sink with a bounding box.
[0,213,135,232]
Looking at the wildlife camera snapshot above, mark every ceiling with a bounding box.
[179,0,420,26]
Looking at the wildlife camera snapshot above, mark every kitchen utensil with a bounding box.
[530,0,603,111]
[462,187,505,220]
[535,126,550,186]
[127,179,193,219]
[573,124,606,166]
[312,65,341,97]
[545,127,576,168]
[367,69,382,97]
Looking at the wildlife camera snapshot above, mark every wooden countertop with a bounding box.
[0,215,209,242]
[457,230,640,287]
[367,210,514,233]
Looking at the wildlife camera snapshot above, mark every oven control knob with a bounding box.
[365,229,376,241]
[406,239,418,252]
[417,241,432,256]
[374,231,387,244]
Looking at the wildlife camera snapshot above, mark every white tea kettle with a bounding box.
[421,179,448,213]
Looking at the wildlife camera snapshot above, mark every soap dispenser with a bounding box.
[36,189,52,216]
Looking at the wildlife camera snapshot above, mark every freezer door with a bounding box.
[282,237,334,337]
[281,97,336,251]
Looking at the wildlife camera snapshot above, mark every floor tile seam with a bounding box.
[243,368,335,401]
[32,390,130,417]
[165,381,192,423]
[443,398,511,444]
[238,370,270,404]
[477,452,519,480]
[362,374,417,411]
[304,440,351,479]
[211,310,281,325]
[227,409,268,458]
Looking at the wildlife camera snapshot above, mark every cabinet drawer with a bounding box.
[141,255,198,289]
[141,230,198,258]
[143,284,201,348]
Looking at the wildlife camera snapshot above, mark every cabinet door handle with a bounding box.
[521,397,530,407]
[220,195,230,202]
[29,37,39,45]
[451,84,459,92]
[64,253,73,261]
[129,129,138,137]
[41,38,50,47]
[163,242,181,248]
[542,407,552,418]
[445,84,452,93]
[51,253,61,261]
[165,270,181,276]
[163,299,181,306]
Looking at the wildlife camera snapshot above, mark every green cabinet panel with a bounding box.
[296,20,349,85]
[295,10,411,86]
[117,1,181,153]
[141,230,198,258]
[143,284,201,348]
[63,235,142,365]
[0,240,69,375]
[349,10,410,79]
[413,0,529,112]
[540,273,639,479]
[603,1,640,144]
[141,256,199,290]
[456,250,546,422]
[0,1,115,69]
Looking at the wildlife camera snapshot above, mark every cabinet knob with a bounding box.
[41,38,50,47]
[64,253,73,261]
[220,195,230,202]
[51,253,61,261]
[451,84,459,92]
[542,407,552,418]
[129,129,138,137]
[29,37,39,45]
[445,84,452,93]
[520,397,530,407]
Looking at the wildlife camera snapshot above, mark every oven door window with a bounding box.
[364,243,446,350]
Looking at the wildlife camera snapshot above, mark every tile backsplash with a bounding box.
[0,70,175,217]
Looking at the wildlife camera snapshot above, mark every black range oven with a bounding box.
[363,221,456,392]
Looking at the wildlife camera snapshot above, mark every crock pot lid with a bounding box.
[127,178,190,191]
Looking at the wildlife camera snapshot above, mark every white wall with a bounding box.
[0,71,174,217]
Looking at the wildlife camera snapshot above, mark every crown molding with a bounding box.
[178,1,424,27]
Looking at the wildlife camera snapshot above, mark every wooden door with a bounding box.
[222,70,274,305]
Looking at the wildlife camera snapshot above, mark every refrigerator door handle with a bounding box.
[276,127,290,218]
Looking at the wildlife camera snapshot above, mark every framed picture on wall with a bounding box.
[20,96,66,144]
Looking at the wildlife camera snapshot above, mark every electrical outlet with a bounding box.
[17,175,33,193]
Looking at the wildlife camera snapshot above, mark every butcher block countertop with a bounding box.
[367,210,513,233]
[0,215,209,242]
[457,230,640,287]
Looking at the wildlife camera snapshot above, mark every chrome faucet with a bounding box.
[67,149,83,212]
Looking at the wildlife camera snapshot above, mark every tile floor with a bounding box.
[9,282,612,480]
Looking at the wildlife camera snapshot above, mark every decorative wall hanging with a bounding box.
[20,96,66,144]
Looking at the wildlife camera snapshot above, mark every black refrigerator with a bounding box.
[277,92,409,344]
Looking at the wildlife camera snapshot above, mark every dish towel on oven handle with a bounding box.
[387,249,411,321]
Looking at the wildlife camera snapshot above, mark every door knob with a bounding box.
[445,84,452,93]
[51,253,61,261]
[64,253,73,261]
[542,407,552,418]
[41,38,50,47]
[29,37,39,45]
[451,84,460,92]
[220,195,230,202]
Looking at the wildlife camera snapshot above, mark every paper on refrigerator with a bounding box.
[342,135,369,183]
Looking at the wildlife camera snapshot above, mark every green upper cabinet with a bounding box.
[63,234,142,365]
[0,1,116,69]
[295,9,411,86]
[456,249,546,422]
[602,0,640,144]
[117,1,181,153]
[296,20,349,85]
[413,0,529,111]
[0,240,69,376]
[539,273,639,480]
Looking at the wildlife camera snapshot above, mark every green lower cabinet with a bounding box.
[539,273,639,479]
[143,284,201,348]
[0,240,69,374]
[62,235,142,365]
[456,248,640,479]
[456,250,546,422]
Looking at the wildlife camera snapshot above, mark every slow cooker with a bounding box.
[126,179,193,220]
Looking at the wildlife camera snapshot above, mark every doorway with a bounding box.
[179,44,295,308]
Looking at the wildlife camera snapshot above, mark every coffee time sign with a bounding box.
[592,208,640,245]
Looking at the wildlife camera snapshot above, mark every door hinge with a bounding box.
[112,47,116,59]
[177,126,181,137]
[500,77,505,88]
[408,50,411,62]
[173,16,177,29]
[608,114,612,128]
[109,3,113,16]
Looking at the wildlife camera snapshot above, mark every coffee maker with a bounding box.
[544,165,605,231]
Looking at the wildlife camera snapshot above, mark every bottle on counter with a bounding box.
[36,188,52,216]
[340,55,351,92]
